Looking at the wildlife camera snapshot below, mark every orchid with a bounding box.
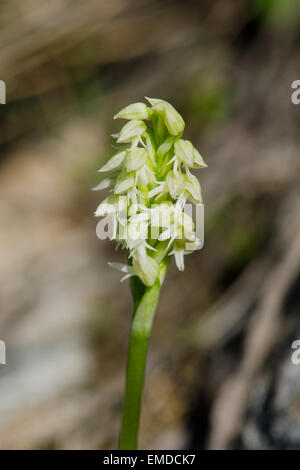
[94,98,206,284]
[94,98,206,449]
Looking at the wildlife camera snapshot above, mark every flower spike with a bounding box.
[94,97,206,286]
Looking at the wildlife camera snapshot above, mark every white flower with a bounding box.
[169,239,201,271]
[173,139,207,173]
[147,170,182,200]
[94,97,206,286]
[148,170,202,206]
[174,139,194,168]
[116,120,147,145]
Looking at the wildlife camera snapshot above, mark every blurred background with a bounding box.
[0,0,300,450]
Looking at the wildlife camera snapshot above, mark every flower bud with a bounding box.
[114,102,150,120]
[146,97,185,135]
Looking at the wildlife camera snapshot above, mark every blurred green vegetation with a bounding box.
[207,195,273,275]
[254,0,300,30]
[186,79,233,130]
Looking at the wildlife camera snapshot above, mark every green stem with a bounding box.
[119,259,169,450]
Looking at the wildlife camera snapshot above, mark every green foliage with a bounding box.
[254,0,300,30]
[207,196,272,272]
[186,80,233,127]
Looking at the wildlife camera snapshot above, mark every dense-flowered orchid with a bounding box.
[94,98,206,286]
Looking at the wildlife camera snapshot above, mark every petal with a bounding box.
[148,183,165,199]
[183,173,202,204]
[114,172,135,194]
[108,262,130,274]
[157,136,177,159]
[145,97,162,106]
[163,103,185,135]
[132,252,159,286]
[125,147,147,172]
[174,139,194,166]
[94,200,115,217]
[117,120,147,143]
[193,148,207,168]
[145,133,156,163]
[98,151,126,172]
[173,248,185,271]
[166,170,185,199]
[92,178,113,191]
[180,213,196,241]
[158,228,172,241]
[95,194,127,216]
[114,102,150,120]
